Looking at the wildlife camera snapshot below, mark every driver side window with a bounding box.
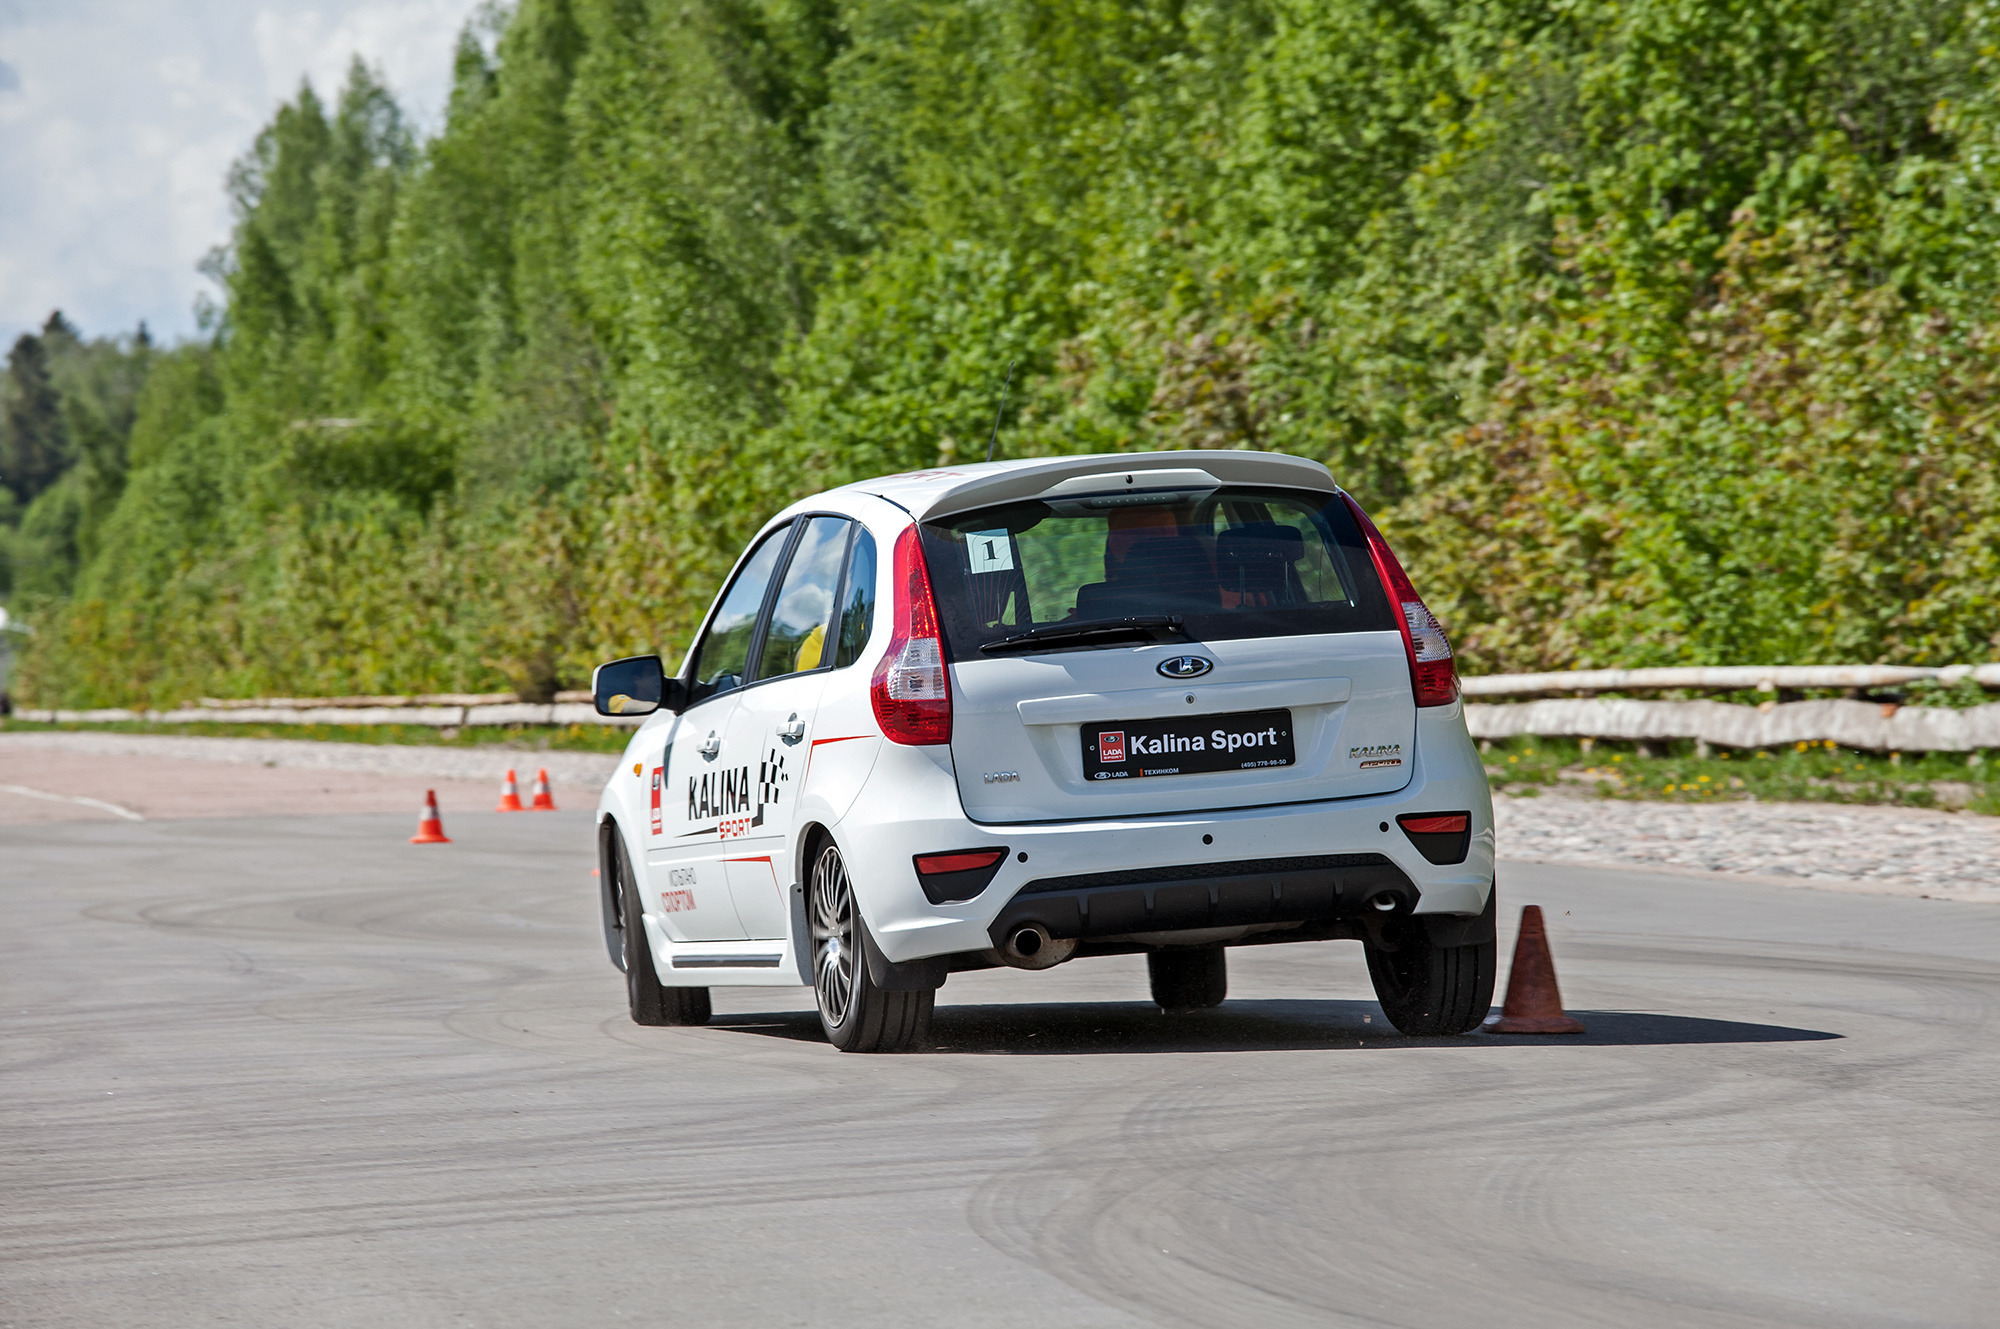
[688,524,791,705]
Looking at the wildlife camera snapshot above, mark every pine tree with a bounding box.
[2,329,69,505]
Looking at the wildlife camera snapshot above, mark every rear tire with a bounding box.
[1148,946,1227,1012]
[810,842,932,1053]
[1365,889,1496,1036]
[615,832,711,1027]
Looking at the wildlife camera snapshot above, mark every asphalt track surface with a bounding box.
[4,812,1996,1328]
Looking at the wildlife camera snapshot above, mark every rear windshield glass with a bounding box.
[921,484,1394,658]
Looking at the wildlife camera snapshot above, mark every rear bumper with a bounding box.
[988,852,1420,950]
[840,702,1494,965]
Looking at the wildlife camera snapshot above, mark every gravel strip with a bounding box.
[1497,792,2000,903]
[0,731,623,790]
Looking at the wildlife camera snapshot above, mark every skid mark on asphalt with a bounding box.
[958,950,1996,1329]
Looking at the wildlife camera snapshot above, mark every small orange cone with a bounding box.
[410,789,452,844]
[529,767,557,811]
[495,769,526,813]
[1487,905,1584,1034]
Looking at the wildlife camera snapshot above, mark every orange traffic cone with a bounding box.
[496,769,526,812]
[410,789,452,844]
[529,767,557,811]
[1486,905,1584,1034]
[410,788,454,840]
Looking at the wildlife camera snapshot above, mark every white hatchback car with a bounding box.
[592,450,1496,1051]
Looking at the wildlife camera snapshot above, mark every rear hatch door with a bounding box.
[922,478,1414,823]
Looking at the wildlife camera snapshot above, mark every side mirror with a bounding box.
[593,655,677,717]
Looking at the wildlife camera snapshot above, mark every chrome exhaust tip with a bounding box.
[996,922,1077,970]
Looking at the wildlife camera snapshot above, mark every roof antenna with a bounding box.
[985,359,1016,464]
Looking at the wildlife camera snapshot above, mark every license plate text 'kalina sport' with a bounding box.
[1081,708,1295,780]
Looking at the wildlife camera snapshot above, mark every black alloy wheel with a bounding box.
[809,841,931,1053]
[1365,887,1496,1036]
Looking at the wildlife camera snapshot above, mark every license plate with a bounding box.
[1081,708,1295,781]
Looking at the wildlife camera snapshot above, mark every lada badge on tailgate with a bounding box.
[1157,655,1213,679]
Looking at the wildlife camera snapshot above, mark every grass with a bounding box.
[1484,734,2000,815]
[0,717,635,753]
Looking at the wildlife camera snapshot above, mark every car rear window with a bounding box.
[920,484,1395,658]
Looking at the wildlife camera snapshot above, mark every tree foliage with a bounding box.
[14,0,2000,703]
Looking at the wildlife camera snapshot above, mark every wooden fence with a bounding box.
[15,665,2000,751]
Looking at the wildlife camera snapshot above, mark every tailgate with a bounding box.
[949,632,1415,823]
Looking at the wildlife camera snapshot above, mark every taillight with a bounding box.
[911,845,1008,904]
[914,849,1006,875]
[1397,811,1473,865]
[1398,814,1468,835]
[871,524,952,744]
[1341,495,1458,707]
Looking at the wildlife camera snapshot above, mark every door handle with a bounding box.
[699,731,721,759]
[778,714,806,744]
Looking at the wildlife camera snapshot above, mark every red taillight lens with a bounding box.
[1398,813,1469,835]
[871,524,953,744]
[1341,495,1458,707]
[914,849,1006,875]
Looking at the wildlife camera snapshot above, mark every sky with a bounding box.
[0,0,486,348]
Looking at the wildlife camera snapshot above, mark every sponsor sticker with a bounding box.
[660,890,696,913]
[649,766,663,835]
[1083,709,1294,780]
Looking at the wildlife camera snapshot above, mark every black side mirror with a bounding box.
[593,655,675,717]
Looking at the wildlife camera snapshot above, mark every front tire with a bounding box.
[614,832,710,1027]
[810,842,931,1053]
[1365,888,1496,1036]
[1149,946,1227,1012]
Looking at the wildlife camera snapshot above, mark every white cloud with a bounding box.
[0,0,483,347]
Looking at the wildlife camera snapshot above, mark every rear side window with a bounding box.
[833,528,877,668]
[921,486,1393,658]
[756,516,851,682]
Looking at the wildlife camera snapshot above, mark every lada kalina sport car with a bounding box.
[591,450,1497,1052]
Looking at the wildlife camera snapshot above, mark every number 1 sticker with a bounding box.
[967,529,1014,574]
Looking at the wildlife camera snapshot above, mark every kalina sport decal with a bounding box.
[1350,742,1404,769]
[683,746,790,837]
[688,765,756,821]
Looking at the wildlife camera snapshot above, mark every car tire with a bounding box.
[1148,945,1227,1012]
[614,830,711,1027]
[1365,888,1496,1036]
[809,841,931,1053]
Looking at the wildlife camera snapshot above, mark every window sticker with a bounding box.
[966,529,1015,574]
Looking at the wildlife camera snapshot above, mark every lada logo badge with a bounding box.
[1157,655,1213,679]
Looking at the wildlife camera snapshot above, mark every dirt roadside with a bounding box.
[0,732,619,823]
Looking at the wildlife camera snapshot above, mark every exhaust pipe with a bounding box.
[996,923,1077,970]
[1370,891,1401,913]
